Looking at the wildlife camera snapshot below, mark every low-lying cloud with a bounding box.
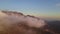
[0,10,46,28]
[0,10,47,34]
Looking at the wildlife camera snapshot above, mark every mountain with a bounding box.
[47,20,60,33]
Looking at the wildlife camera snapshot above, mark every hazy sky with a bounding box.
[0,0,60,19]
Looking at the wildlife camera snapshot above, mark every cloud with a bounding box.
[56,3,60,7]
[0,10,46,28]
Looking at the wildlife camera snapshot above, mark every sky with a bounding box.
[0,0,60,19]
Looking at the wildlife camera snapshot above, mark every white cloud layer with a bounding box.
[0,11,46,29]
